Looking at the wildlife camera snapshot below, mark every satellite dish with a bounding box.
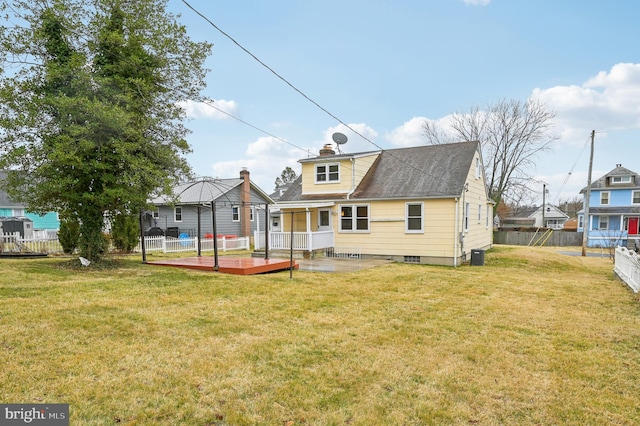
[332,132,348,145]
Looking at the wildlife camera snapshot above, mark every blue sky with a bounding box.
[167,0,640,205]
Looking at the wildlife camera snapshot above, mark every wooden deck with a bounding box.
[146,256,297,275]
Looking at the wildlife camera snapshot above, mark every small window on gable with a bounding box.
[611,176,631,184]
[316,163,339,183]
[475,158,481,179]
[600,192,610,205]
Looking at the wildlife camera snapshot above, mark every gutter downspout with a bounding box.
[347,157,356,200]
[454,198,459,267]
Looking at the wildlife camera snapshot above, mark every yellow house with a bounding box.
[269,141,493,266]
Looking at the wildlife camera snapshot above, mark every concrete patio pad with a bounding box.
[295,257,393,273]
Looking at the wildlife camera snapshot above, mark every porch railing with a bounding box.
[254,230,334,251]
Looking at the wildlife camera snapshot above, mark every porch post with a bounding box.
[211,201,219,271]
[197,205,202,257]
[139,211,147,264]
[306,208,312,251]
[264,203,269,259]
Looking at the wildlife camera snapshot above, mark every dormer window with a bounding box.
[611,176,632,184]
[316,163,339,183]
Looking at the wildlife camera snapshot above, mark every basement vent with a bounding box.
[404,256,421,264]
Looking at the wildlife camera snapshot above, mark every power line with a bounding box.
[178,0,455,187]
[196,98,309,155]
[179,0,385,152]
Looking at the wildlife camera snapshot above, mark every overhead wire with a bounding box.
[196,98,310,156]
[179,0,386,153]
[178,0,467,189]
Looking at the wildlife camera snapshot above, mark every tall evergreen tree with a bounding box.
[0,0,211,261]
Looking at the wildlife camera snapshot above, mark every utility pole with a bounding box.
[581,130,595,256]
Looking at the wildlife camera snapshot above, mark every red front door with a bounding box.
[628,217,639,235]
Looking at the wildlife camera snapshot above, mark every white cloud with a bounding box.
[533,63,640,146]
[179,99,239,119]
[321,123,379,153]
[385,116,427,147]
[211,136,306,193]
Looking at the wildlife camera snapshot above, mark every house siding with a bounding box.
[301,153,379,195]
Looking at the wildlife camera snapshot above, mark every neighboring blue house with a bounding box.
[578,164,640,248]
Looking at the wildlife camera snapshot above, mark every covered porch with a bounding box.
[581,208,640,248]
[255,202,335,251]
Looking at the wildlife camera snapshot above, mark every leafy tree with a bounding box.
[422,98,558,207]
[0,0,211,261]
[110,212,139,252]
[274,166,298,190]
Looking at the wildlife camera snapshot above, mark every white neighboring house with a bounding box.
[507,205,570,230]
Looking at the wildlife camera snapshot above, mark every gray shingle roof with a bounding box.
[150,178,243,205]
[581,165,640,192]
[279,141,480,202]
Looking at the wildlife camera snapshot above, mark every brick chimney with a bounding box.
[319,144,335,156]
[240,168,251,238]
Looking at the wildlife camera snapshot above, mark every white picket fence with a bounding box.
[135,235,249,254]
[1,232,63,254]
[0,232,249,256]
[614,246,640,293]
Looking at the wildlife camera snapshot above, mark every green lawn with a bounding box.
[1,246,639,425]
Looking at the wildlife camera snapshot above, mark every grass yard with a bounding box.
[1,246,639,425]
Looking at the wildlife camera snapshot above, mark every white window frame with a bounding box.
[250,206,255,222]
[578,215,584,230]
[405,202,424,233]
[612,176,631,184]
[318,209,331,230]
[632,191,640,205]
[477,204,482,224]
[464,202,470,231]
[315,163,340,183]
[486,206,491,228]
[152,209,159,219]
[475,158,481,179]
[174,206,182,222]
[339,204,370,232]
[600,191,610,205]
[231,206,240,222]
[598,216,609,230]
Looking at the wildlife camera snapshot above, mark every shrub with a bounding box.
[58,218,80,254]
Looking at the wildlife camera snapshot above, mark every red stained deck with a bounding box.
[146,256,297,275]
